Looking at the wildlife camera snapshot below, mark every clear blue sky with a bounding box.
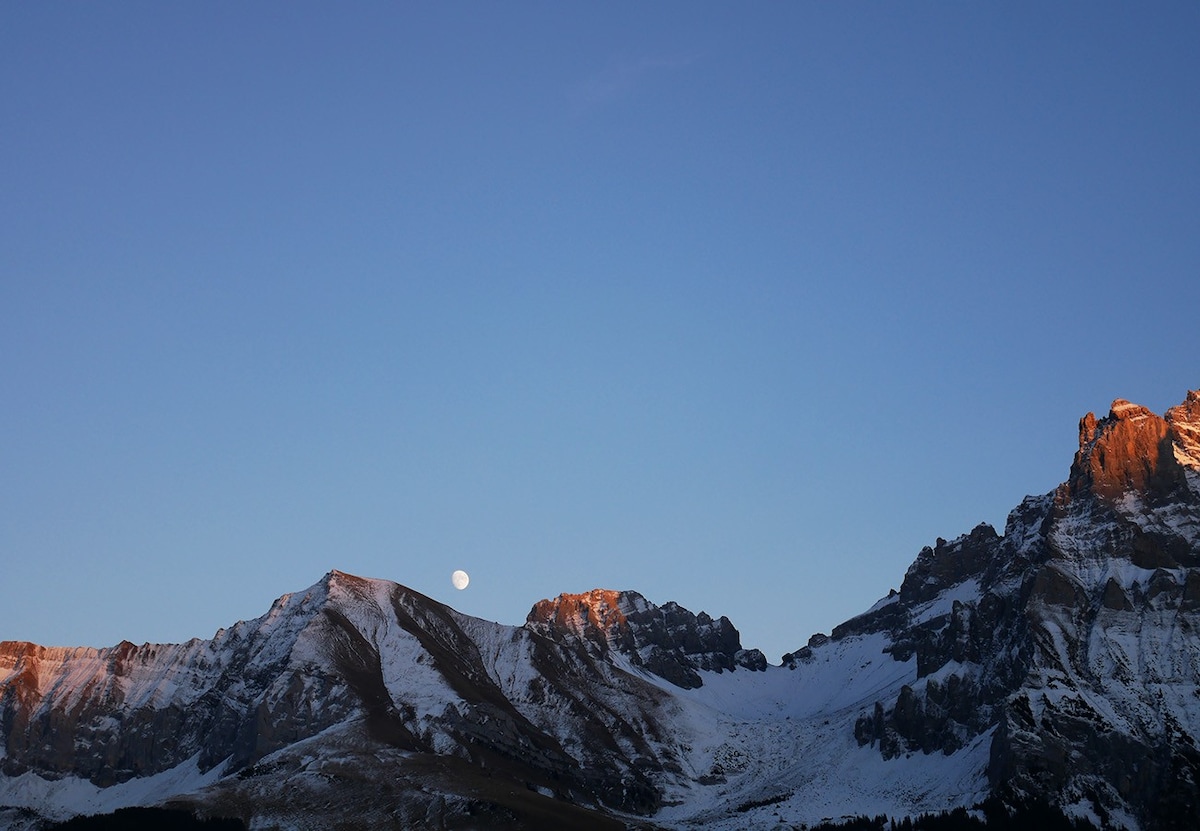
[3,3,1198,663]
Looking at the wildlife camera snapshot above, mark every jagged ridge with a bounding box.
[526,588,767,689]
[843,393,1200,830]
[2,390,1199,831]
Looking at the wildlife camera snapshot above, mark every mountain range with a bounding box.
[2,391,1199,830]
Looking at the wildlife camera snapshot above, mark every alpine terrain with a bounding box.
[2,391,1199,830]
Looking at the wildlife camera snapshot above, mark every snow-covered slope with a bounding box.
[841,393,1200,830]
[0,571,690,828]
[2,390,1199,830]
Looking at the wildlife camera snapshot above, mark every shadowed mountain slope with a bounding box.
[3,391,1198,830]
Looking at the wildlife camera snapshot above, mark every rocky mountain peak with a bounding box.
[6,392,1200,830]
[526,589,765,689]
[1066,395,1193,506]
[898,522,1001,606]
[1166,389,1200,472]
[843,389,1200,830]
[524,589,643,643]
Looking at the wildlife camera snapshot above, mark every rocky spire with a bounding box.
[1065,395,1194,505]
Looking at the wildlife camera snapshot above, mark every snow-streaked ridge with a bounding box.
[3,392,1200,830]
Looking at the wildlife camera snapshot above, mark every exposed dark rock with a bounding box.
[1066,399,1191,507]
[5,389,1200,831]
[853,391,1200,830]
[900,524,1001,606]
[45,807,246,830]
[525,588,764,689]
[0,609,358,787]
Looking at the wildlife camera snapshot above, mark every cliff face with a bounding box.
[0,572,688,823]
[1069,400,1187,505]
[848,393,1200,830]
[0,582,356,788]
[526,588,766,689]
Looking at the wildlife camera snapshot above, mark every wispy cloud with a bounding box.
[569,54,694,112]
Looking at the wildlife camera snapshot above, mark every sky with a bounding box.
[3,3,1198,665]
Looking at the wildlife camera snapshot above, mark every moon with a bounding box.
[451,569,470,591]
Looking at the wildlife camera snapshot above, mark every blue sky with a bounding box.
[3,3,1198,663]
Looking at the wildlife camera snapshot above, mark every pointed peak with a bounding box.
[322,569,392,593]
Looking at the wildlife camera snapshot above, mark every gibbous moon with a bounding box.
[451,570,470,590]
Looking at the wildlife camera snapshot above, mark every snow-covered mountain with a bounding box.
[2,391,1199,830]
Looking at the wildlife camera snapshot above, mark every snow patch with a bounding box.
[864,592,901,615]
[910,579,981,627]
[0,755,227,821]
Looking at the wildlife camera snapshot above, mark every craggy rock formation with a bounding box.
[1070,400,1185,504]
[4,390,1199,830]
[849,392,1200,830]
[526,589,767,689]
[0,573,683,824]
[0,590,360,787]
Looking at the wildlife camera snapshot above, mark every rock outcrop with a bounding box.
[526,589,766,689]
[0,582,357,787]
[1067,399,1193,507]
[0,572,682,824]
[849,391,1200,830]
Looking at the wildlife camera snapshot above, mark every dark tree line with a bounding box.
[46,807,245,831]
[805,799,1095,831]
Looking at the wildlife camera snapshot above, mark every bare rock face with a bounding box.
[1166,390,1200,488]
[851,391,1200,830]
[0,583,358,788]
[0,572,683,822]
[900,523,1002,606]
[1067,399,1191,506]
[526,589,766,689]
